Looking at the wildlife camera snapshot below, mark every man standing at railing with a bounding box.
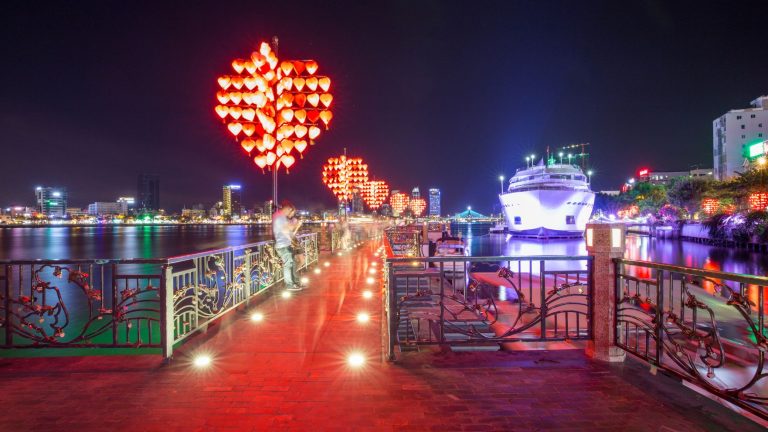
[273,200,303,291]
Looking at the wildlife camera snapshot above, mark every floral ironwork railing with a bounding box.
[385,254,592,360]
[0,233,318,359]
[615,259,768,421]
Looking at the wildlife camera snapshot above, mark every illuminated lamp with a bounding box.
[362,290,373,299]
[306,77,319,91]
[193,355,212,368]
[229,106,242,120]
[356,312,370,323]
[347,353,365,367]
[241,138,257,153]
[293,77,306,90]
[281,290,292,299]
[307,93,320,107]
[250,312,264,322]
[227,122,243,137]
[215,105,229,119]
[232,59,245,73]
[319,77,331,91]
[218,76,232,89]
[748,192,768,210]
[305,61,319,74]
[701,198,720,215]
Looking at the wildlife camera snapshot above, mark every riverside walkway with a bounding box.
[0,238,763,431]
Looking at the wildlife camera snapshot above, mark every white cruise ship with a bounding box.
[499,161,595,238]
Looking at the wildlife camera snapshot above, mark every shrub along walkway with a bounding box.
[0,239,763,431]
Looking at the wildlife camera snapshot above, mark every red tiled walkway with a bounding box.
[0,240,763,431]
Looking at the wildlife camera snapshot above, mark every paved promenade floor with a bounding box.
[0,240,764,431]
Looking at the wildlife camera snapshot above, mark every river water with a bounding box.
[2,224,768,276]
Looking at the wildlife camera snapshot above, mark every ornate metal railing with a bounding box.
[385,254,592,359]
[384,227,421,258]
[0,233,318,359]
[615,259,768,421]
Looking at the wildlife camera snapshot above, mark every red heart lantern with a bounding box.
[215,105,229,119]
[307,110,321,123]
[231,76,244,89]
[292,61,305,74]
[306,77,319,91]
[229,106,242,120]
[294,125,308,138]
[254,154,267,168]
[295,140,307,154]
[229,92,242,104]
[308,126,321,140]
[232,59,245,73]
[320,94,333,108]
[305,60,319,74]
[293,77,306,91]
[216,91,230,104]
[228,122,243,136]
[241,138,256,153]
[318,77,331,92]
[281,154,296,169]
[219,76,232,90]
[307,94,320,107]
[242,123,256,136]
[294,109,307,123]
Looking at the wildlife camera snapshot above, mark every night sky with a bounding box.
[2,1,768,214]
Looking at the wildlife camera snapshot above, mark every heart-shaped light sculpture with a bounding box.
[321,154,369,203]
[360,180,390,210]
[390,192,410,217]
[214,40,334,173]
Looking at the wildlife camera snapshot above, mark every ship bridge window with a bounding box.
[566,215,575,225]
[575,175,585,181]
[514,216,521,225]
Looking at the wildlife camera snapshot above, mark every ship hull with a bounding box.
[499,189,595,238]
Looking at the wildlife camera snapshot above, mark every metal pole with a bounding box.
[271,35,280,211]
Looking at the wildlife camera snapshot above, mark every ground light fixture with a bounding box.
[313,268,321,274]
[368,268,376,274]
[356,312,370,323]
[323,261,330,267]
[371,261,377,267]
[281,290,292,299]
[366,277,375,284]
[250,312,264,322]
[337,252,343,256]
[300,276,309,285]
[362,290,373,299]
[347,352,365,367]
[193,355,212,368]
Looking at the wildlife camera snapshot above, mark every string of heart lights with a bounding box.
[214,41,333,172]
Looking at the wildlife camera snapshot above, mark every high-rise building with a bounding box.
[351,188,364,214]
[137,174,160,211]
[713,96,768,180]
[35,186,68,218]
[412,187,420,199]
[428,188,441,216]
[222,184,242,217]
[87,202,125,216]
[117,197,136,215]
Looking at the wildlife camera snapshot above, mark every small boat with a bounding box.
[434,237,468,273]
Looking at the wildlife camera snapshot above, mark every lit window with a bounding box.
[514,216,521,225]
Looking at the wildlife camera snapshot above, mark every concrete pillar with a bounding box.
[585,222,626,362]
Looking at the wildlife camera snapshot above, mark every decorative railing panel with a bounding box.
[0,233,319,359]
[1,260,164,349]
[385,255,592,359]
[615,259,768,421]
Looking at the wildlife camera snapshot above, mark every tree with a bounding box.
[667,177,715,215]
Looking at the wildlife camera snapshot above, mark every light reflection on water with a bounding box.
[0,225,273,260]
[465,232,768,277]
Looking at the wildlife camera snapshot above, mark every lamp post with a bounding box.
[559,152,564,164]
[530,154,536,166]
[587,169,593,184]
[525,156,530,168]
[498,175,505,194]
[567,153,573,165]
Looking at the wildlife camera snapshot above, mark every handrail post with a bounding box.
[655,270,664,365]
[585,223,626,362]
[244,249,252,307]
[160,264,174,363]
[3,265,11,347]
[387,261,397,361]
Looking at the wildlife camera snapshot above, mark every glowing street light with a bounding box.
[193,355,212,368]
[525,156,530,168]
[587,170,593,183]
[558,152,564,164]
[347,352,365,367]
[567,153,573,165]
[498,175,505,194]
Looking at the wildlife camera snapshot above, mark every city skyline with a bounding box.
[2,1,768,213]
